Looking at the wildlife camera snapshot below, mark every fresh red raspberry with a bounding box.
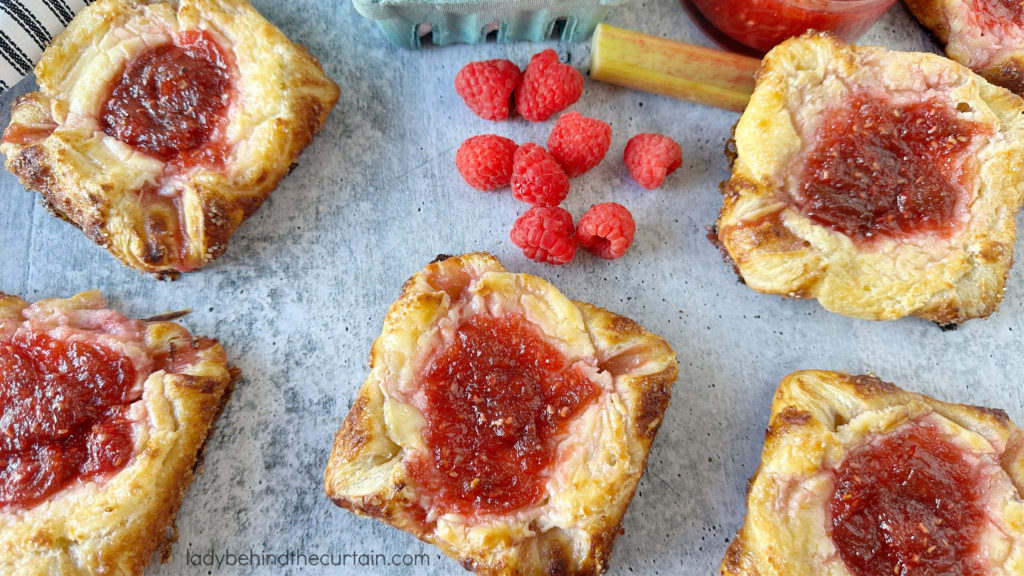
[576,202,636,259]
[456,135,518,191]
[511,143,570,206]
[623,133,683,190]
[454,59,522,121]
[510,206,577,265]
[515,49,584,123]
[546,112,612,178]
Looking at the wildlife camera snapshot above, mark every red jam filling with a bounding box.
[408,314,599,515]
[684,0,895,55]
[969,0,1024,27]
[0,333,139,508]
[100,30,232,166]
[828,422,988,576]
[796,93,989,243]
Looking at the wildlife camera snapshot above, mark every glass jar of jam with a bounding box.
[682,0,897,55]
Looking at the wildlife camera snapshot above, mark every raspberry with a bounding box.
[510,206,577,265]
[623,133,683,190]
[576,203,636,259]
[511,143,570,206]
[454,59,522,121]
[456,135,518,191]
[515,49,584,123]
[546,112,612,177]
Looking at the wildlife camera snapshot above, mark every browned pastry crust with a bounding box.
[323,253,679,576]
[715,33,1024,323]
[722,370,1024,576]
[905,0,1024,94]
[0,291,238,575]
[0,0,339,277]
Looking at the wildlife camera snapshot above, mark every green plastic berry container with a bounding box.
[351,0,630,48]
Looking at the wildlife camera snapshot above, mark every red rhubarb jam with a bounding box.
[100,30,231,164]
[795,93,989,243]
[828,421,988,576]
[1,122,56,147]
[970,0,1024,26]
[683,0,896,55]
[0,333,139,508]
[409,314,599,515]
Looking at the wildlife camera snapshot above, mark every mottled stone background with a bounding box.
[0,2,1020,575]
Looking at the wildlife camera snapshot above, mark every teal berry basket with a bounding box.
[351,0,630,48]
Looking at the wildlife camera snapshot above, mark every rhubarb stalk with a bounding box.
[590,23,760,113]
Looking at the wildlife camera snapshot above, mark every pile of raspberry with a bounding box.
[454,50,683,265]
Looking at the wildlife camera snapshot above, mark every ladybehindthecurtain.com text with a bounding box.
[185,548,431,570]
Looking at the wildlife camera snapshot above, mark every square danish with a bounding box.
[905,0,1024,95]
[323,253,678,576]
[713,33,1024,324]
[0,290,237,575]
[722,370,1024,576]
[0,0,339,277]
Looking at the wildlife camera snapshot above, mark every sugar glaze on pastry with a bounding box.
[722,370,1024,576]
[0,290,237,575]
[715,33,1024,323]
[1,0,339,276]
[324,253,678,576]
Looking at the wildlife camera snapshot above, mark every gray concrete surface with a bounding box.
[0,2,1020,575]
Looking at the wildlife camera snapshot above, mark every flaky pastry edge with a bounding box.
[714,33,1024,324]
[721,369,1024,576]
[0,0,340,276]
[323,253,679,576]
[0,290,238,576]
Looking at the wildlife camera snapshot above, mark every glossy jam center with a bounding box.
[797,93,987,243]
[409,314,598,515]
[685,0,895,54]
[828,422,987,576]
[0,333,138,508]
[100,31,231,163]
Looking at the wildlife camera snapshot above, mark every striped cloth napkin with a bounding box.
[0,0,92,95]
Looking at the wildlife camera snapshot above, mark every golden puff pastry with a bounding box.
[905,0,1024,94]
[714,33,1024,324]
[722,370,1024,576]
[324,253,678,576]
[0,290,237,575]
[1,0,339,277]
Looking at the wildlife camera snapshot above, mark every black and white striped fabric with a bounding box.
[0,0,92,95]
